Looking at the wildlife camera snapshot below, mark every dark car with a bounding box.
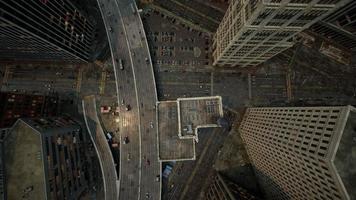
[123,136,129,144]
[125,104,131,111]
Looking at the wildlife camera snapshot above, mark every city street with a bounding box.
[82,96,118,200]
[97,0,160,199]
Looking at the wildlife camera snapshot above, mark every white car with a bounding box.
[150,122,154,129]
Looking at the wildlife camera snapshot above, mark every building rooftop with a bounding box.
[157,96,223,161]
[157,101,195,161]
[177,96,223,139]
[4,120,46,200]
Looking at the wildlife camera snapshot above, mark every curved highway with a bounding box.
[82,96,119,200]
[96,0,160,199]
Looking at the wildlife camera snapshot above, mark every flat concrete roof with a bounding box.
[157,101,195,161]
[334,109,356,200]
[177,96,223,139]
[5,120,46,200]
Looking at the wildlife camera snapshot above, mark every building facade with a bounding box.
[239,106,356,199]
[0,0,94,62]
[309,0,356,51]
[0,92,58,128]
[4,116,94,200]
[212,0,351,68]
[0,141,4,200]
[204,171,258,200]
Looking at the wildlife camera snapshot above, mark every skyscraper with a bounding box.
[0,92,58,129]
[0,0,94,62]
[204,171,259,200]
[239,106,356,199]
[309,0,356,50]
[213,0,351,68]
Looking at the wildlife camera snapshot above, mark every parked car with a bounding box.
[163,165,173,178]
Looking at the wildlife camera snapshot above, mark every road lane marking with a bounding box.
[76,66,84,93]
[116,1,143,199]
[82,99,107,200]
[210,72,214,95]
[95,1,122,199]
[100,70,107,95]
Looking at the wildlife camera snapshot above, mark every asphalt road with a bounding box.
[97,0,160,199]
[161,128,228,200]
[82,96,118,200]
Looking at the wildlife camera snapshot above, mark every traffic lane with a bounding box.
[113,46,142,200]
[82,98,118,200]
[118,111,140,199]
[4,80,77,94]
[97,0,142,199]
[112,0,160,199]
[111,10,159,200]
[156,71,211,83]
[139,111,160,199]
[116,73,141,200]
[123,1,161,177]
[123,33,160,200]
[121,47,159,199]
[116,85,141,197]
[157,85,210,100]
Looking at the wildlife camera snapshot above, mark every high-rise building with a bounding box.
[4,116,93,200]
[0,92,58,128]
[0,0,94,62]
[239,106,356,199]
[0,140,4,200]
[204,171,259,200]
[309,0,356,50]
[212,0,351,68]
